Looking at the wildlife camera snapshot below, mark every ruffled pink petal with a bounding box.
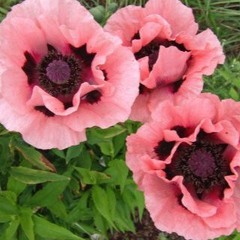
[145,0,198,36]
[131,15,171,53]
[1,68,32,114]
[104,5,145,46]
[143,174,235,240]
[232,167,240,230]
[150,46,191,87]
[0,18,47,65]
[176,73,203,99]
[176,96,218,127]
[0,100,86,149]
[186,29,225,76]
[213,120,240,147]
[129,93,152,122]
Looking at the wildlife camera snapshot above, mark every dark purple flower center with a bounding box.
[188,149,216,178]
[22,44,103,116]
[46,60,71,84]
[154,129,231,198]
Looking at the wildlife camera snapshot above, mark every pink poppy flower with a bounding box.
[126,93,240,240]
[0,0,139,149]
[105,0,225,122]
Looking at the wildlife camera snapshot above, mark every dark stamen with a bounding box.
[34,106,55,117]
[85,90,102,104]
[132,32,141,41]
[22,51,37,85]
[171,126,187,138]
[154,140,175,160]
[172,79,184,93]
[70,44,96,67]
[134,41,160,70]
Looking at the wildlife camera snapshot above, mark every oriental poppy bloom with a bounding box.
[0,0,139,149]
[126,94,240,240]
[105,0,225,122]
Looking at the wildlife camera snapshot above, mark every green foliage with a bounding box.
[204,58,240,100]
[0,121,144,240]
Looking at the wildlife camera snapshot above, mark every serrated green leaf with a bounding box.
[51,148,66,159]
[66,191,92,223]
[27,180,69,207]
[93,206,108,234]
[122,183,145,218]
[13,141,55,171]
[0,218,20,240]
[91,185,116,228]
[114,201,135,232]
[86,125,126,144]
[33,215,84,240]
[104,159,129,193]
[66,144,83,163]
[7,177,26,196]
[75,167,110,185]
[0,191,17,216]
[10,167,70,184]
[98,141,114,157]
[19,207,34,240]
[106,187,116,220]
[47,200,68,220]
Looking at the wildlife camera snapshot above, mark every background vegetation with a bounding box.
[0,0,239,239]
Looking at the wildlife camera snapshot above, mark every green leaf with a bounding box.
[229,87,239,100]
[13,141,55,171]
[47,200,68,219]
[98,141,114,157]
[19,207,34,240]
[66,191,92,223]
[86,125,126,144]
[7,176,26,196]
[0,191,17,217]
[33,215,84,240]
[10,167,70,184]
[66,144,83,163]
[123,182,145,218]
[27,180,69,207]
[0,218,20,240]
[104,159,129,193]
[114,201,135,232]
[75,167,110,185]
[89,5,105,23]
[51,149,66,159]
[91,185,116,228]
[106,187,116,220]
[93,206,108,234]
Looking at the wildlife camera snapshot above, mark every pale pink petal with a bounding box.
[143,174,234,240]
[1,68,32,114]
[186,29,225,76]
[129,93,151,122]
[145,0,198,36]
[104,5,145,46]
[150,46,191,87]
[0,100,86,149]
